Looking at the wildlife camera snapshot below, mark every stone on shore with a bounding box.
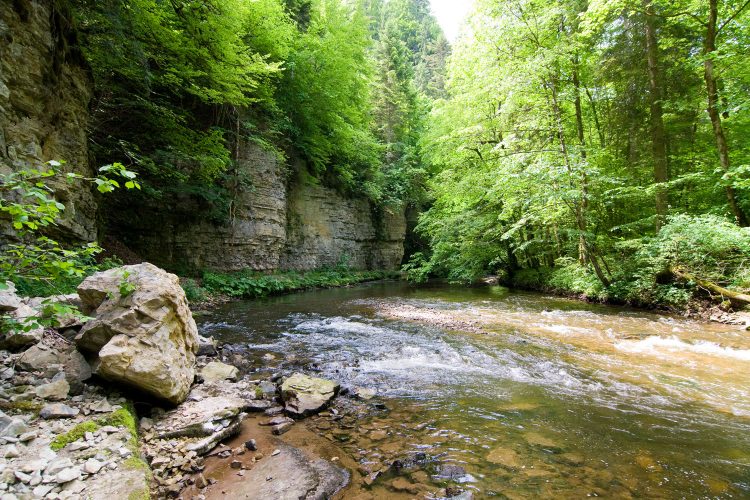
[0,287,43,348]
[75,263,199,404]
[281,373,339,417]
[40,403,79,419]
[200,361,239,383]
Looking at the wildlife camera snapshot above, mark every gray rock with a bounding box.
[62,351,91,395]
[90,399,113,413]
[1,418,29,438]
[0,282,22,312]
[83,458,104,474]
[40,403,79,419]
[197,335,217,356]
[32,484,54,498]
[34,379,69,400]
[3,444,19,458]
[258,380,277,399]
[14,470,32,483]
[272,422,293,435]
[200,361,239,383]
[0,304,43,349]
[280,373,339,417]
[75,264,199,404]
[55,467,81,483]
[45,458,74,476]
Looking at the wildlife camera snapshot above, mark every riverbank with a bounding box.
[182,269,401,307]
[504,265,750,326]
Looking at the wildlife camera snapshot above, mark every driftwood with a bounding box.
[672,267,750,305]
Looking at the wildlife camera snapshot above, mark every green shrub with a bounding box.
[201,269,395,299]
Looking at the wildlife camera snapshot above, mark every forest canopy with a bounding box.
[68,0,446,219]
[407,0,750,309]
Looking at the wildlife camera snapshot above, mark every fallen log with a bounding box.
[671,267,750,305]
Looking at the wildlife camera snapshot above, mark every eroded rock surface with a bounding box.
[281,373,339,417]
[75,263,198,404]
[220,442,349,500]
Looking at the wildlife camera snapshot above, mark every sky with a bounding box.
[429,0,475,42]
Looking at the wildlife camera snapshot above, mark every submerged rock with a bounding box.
[75,263,199,404]
[281,373,339,417]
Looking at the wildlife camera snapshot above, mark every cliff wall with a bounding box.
[0,0,96,241]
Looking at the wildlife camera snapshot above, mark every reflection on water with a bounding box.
[200,282,750,498]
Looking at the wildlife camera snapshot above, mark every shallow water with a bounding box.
[199,281,750,498]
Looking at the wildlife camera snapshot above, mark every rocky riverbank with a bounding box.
[0,263,354,499]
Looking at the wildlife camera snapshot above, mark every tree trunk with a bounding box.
[704,0,748,226]
[643,0,669,232]
[572,58,589,265]
[549,76,610,287]
[672,267,750,305]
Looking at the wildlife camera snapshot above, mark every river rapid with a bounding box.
[199,281,750,498]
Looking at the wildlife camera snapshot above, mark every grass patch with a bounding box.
[0,400,43,415]
[51,420,100,451]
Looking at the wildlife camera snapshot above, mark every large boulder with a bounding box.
[281,373,339,417]
[75,263,198,404]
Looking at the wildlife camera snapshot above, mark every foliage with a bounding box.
[408,0,750,309]
[0,161,138,330]
[200,269,396,300]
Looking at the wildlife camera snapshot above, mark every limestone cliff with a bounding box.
[0,0,96,241]
[118,142,406,272]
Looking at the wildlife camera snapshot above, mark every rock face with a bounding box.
[281,182,406,271]
[281,373,339,417]
[75,263,199,404]
[115,143,407,272]
[0,0,96,241]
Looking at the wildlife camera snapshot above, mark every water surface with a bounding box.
[200,282,750,498]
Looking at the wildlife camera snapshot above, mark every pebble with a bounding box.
[244,439,257,451]
[271,449,280,456]
[230,460,242,469]
[3,445,19,458]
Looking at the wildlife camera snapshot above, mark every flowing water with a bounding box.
[199,281,750,498]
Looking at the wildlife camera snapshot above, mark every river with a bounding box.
[198,281,750,498]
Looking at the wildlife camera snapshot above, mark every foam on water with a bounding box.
[615,335,750,361]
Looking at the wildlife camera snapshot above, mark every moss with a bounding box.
[97,404,139,451]
[50,421,100,451]
[98,407,138,436]
[123,456,151,474]
[0,400,43,415]
[255,386,264,399]
[127,488,151,500]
